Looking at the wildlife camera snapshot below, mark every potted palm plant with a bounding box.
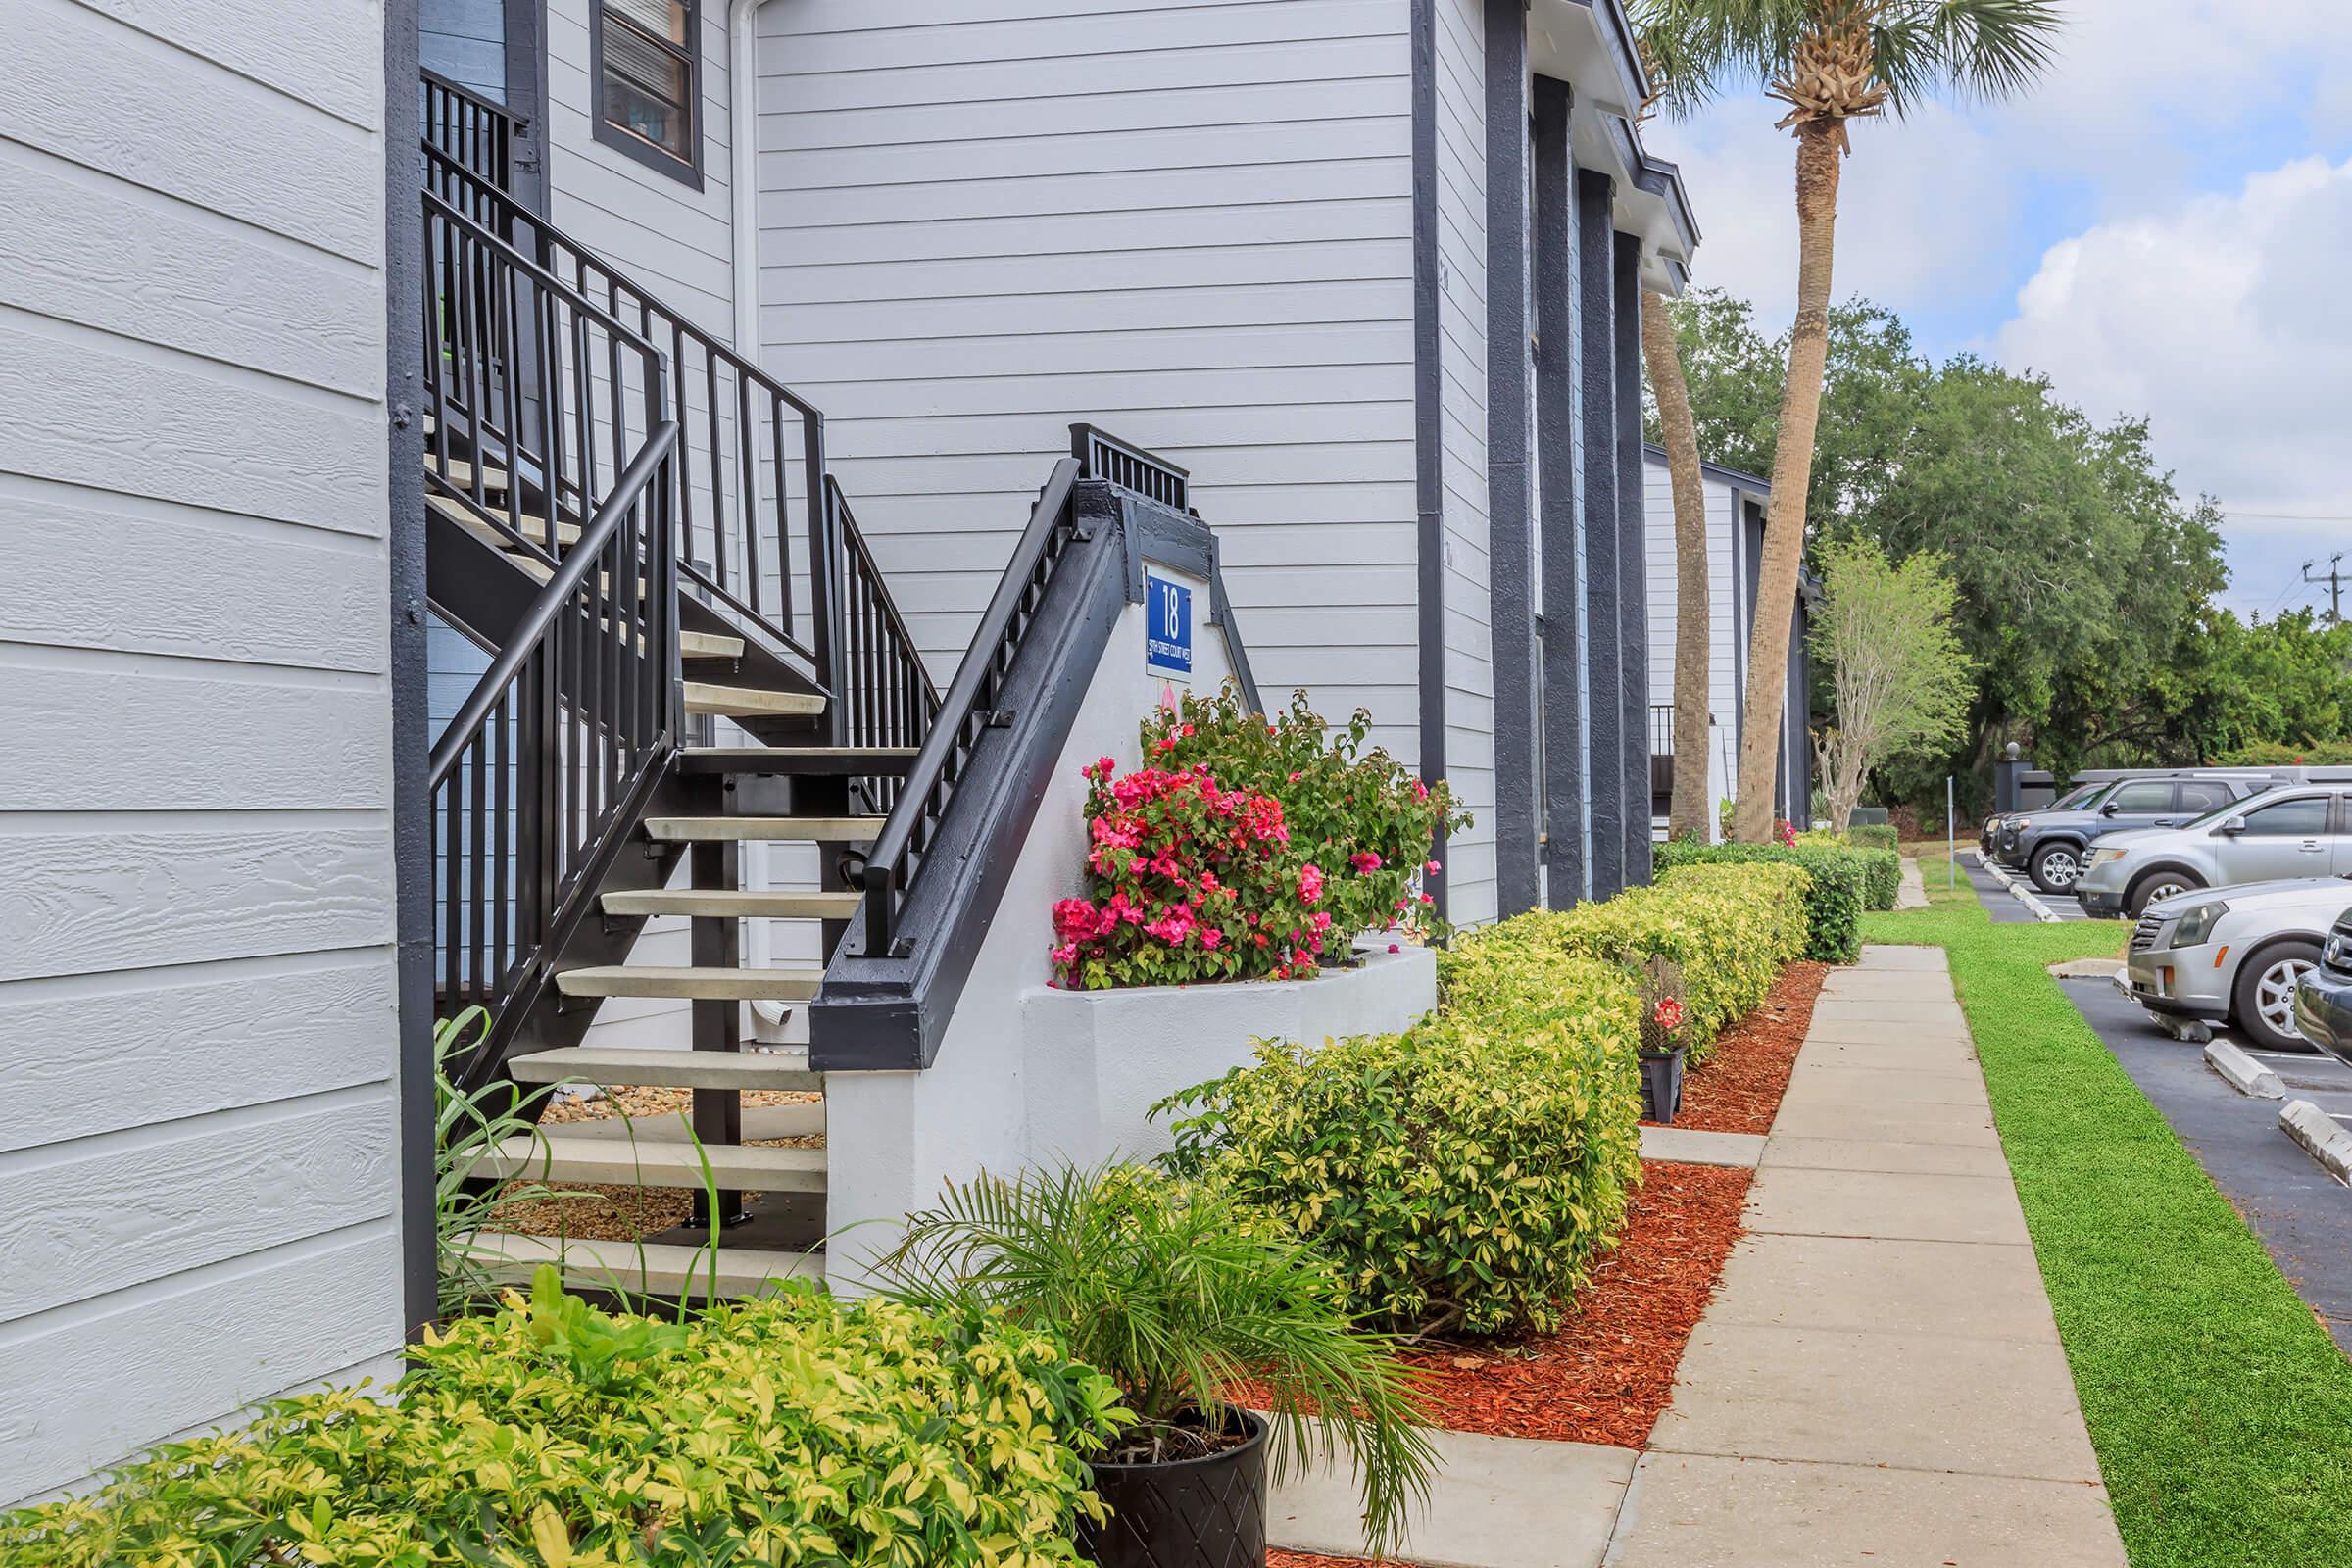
[867,1163,1435,1566]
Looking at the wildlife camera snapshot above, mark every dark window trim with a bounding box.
[590,0,705,190]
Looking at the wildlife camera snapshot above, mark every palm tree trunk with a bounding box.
[1642,288,1713,842]
[1733,122,1842,844]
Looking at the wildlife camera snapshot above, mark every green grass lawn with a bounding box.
[1865,877,2352,1568]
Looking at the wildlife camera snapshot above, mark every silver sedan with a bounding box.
[2122,878,2352,1051]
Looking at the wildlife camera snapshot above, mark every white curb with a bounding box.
[2279,1099,2352,1186]
[1971,851,2063,924]
[2206,1039,2286,1100]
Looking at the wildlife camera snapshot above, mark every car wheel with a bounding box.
[2231,941,2324,1053]
[2127,870,2203,919]
[2031,843,2084,894]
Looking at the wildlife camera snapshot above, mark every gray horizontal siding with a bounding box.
[756,0,1423,750]
[422,0,507,99]
[0,0,402,1504]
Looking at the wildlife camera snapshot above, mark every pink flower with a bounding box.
[1051,942,1078,967]
[1200,927,1225,950]
[1350,851,1383,875]
[1653,997,1685,1032]
[1298,863,1324,904]
[1410,779,1430,803]
[1426,859,1442,875]
[1388,943,1401,955]
[1310,910,1333,933]
[1417,892,1435,905]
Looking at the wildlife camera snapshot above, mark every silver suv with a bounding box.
[2078,784,2352,919]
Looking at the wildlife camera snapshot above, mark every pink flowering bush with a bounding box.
[1051,761,1332,989]
[1144,688,1469,949]
[1049,688,1471,989]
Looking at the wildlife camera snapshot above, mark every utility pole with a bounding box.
[2305,554,2347,625]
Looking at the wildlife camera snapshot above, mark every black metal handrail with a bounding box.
[423,144,883,722]
[423,172,681,1039]
[828,478,942,808]
[1650,703,1676,757]
[421,70,517,204]
[1073,421,1190,512]
[857,458,1084,955]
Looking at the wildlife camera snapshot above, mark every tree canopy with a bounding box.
[1808,538,1974,831]
[1657,286,2352,815]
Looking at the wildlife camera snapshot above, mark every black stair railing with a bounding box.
[420,70,516,207]
[422,180,682,1058]
[419,147,938,751]
[854,457,1085,956]
[828,477,942,809]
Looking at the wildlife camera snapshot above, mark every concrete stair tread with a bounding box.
[476,1232,824,1296]
[480,1133,826,1192]
[681,631,745,659]
[550,1102,822,1143]
[432,458,508,491]
[644,815,884,843]
[554,965,823,1001]
[426,490,580,548]
[601,888,862,919]
[684,680,825,717]
[510,1044,818,1091]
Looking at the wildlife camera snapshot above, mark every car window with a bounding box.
[2175,781,2235,813]
[2107,782,2175,812]
[2054,784,2102,810]
[2237,795,2329,837]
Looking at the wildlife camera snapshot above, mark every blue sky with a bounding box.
[1649,0,2352,620]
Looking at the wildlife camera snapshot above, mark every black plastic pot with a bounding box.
[1078,1409,1268,1568]
[1640,1046,1686,1123]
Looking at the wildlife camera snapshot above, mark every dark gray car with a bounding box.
[2010,774,2270,896]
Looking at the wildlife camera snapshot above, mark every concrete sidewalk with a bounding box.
[1606,945,2130,1567]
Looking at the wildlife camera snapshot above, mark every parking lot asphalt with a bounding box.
[2061,975,2352,1351]
[1963,856,2052,922]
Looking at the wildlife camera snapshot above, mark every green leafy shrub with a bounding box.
[1160,955,1642,1337]
[1444,862,1811,1065]
[1847,822,1899,851]
[1656,838,1869,962]
[4,1269,1126,1568]
[868,1164,1436,1557]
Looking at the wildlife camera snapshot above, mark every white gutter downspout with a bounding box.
[728,0,766,358]
[729,0,789,1031]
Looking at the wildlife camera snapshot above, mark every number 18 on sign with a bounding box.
[1146,574,1192,680]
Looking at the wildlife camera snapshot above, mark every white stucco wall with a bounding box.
[825,546,1267,1289]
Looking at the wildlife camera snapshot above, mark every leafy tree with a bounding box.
[1635,0,2064,841]
[1807,538,1975,830]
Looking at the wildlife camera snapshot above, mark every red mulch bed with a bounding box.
[1652,960,1828,1134]
[1269,1554,1387,1568]
[1381,1160,1751,1447]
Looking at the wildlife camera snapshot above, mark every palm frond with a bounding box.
[861,1163,1440,1556]
[1631,0,2063,122]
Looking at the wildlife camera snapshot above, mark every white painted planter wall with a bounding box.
[1022,945,1440,1167]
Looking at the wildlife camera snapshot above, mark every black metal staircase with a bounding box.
[416,74,1223,1295]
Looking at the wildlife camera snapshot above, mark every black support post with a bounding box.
[1533,76,1585,907]
[690,830,746,1231]
[1487,2,1538,918]
[1576,167,1624,902]
[1614,231,1653,886]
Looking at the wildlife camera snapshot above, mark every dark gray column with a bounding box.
[1615,231,1653,886]
[503,0,551,217]
[1488,3,1539,917]
[1576,167,1624,902]
[1534,76,1585,906]
[1411,0,1449,921]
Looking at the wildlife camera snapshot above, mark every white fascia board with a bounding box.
[1531,0,1701,293]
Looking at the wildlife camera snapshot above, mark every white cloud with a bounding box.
[1990,155,2352,616]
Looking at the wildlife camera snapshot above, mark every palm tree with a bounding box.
[1635,0,2062,842]
[1643,288,1716,841]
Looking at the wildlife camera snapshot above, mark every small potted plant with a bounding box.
[1637,956,1690,1122]
[866,1163,1435,1566]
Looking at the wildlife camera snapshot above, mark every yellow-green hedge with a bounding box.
[4,1270,1126,1568]
[1161,954,1642,1337]
[1444,861,1811,1065]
